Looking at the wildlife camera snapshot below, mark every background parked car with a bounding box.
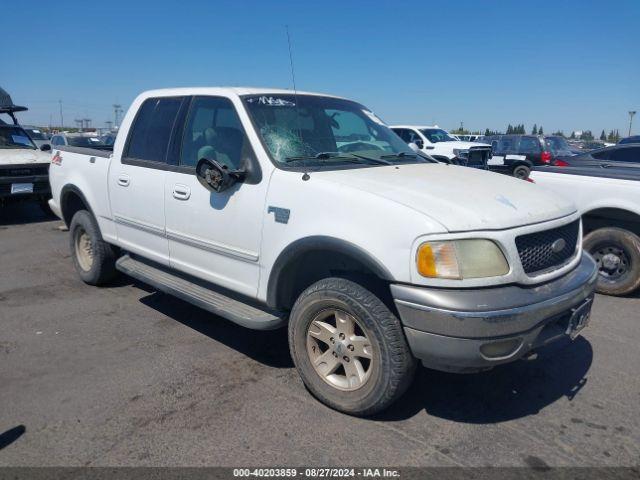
[478,134,572,169]
[581,140,606,151]
[390,125,492,168]
[619,135,640,144]
[49,133,108,149]
[22,126,51,149]
[99,133,117,146]
[555,144,640,168]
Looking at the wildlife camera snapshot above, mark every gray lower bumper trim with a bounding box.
[392,253,598,338]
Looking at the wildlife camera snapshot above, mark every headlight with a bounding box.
[453,148,469,159]
[416,240,509,279]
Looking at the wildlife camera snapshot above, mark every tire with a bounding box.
[69,210,118,286]
[512,165,531,180]
[583,227,640,296]
[288,277,416,416]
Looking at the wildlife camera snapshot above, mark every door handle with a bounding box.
[117,174,130,187]
[172,184,191,200]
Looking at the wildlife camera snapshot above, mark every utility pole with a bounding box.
[629,111,636,137]
[113,104,123,128]
[58,99,64,128]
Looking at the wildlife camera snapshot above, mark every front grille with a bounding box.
[0,165,49,177]
[515,220,580,275]
[467,147,490,168]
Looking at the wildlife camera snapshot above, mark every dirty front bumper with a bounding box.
[0,164,50,201]
[391,253,598,372]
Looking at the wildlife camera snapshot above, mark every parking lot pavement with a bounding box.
[1,203,639,467]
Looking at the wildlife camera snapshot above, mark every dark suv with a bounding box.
[478,135,573,169]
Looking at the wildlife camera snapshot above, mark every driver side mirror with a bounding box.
[41,144,51,152]
[410,139,424,149]
[408,139,424,151]
[196,157,245,193]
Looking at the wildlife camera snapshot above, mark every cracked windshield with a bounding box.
[243,94,422,167]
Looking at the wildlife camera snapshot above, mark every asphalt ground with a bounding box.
[1,203,638,467]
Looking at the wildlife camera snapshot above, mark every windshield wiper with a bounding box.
[346,153,393,165]
[380,152,419,160]
[283,152,361,163]
[284,151,393,165]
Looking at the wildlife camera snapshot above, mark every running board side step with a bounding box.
[116,255,285,330]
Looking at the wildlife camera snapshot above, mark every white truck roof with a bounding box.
[137,87,346,100]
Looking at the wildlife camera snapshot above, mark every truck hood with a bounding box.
[315,163,576,232]
[0,149,51,165]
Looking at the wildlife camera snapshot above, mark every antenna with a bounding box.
[285,25,309,180]
[286,25,298,97]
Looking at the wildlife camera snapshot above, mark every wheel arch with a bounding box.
[60,184,94,227]
[582,207,640,237]
[266,236,394,311]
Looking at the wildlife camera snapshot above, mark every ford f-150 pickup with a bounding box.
[49,87,597,415]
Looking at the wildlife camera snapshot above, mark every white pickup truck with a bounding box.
[1,88,53,211]
[390,125,492,168]
[49,87,597,415]
[531,166,640,296]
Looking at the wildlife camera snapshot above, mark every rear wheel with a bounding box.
[583,227,640,296]
[288,277,416,416]
[69,210,119,285]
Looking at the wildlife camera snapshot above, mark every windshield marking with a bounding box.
[246,96,296,107]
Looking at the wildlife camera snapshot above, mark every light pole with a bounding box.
[629,111,636,137]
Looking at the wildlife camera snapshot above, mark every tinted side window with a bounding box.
[517,136,541,154]
[180,96,249,169]
[407,130,423,144]
[392,128,410,142]
[609,147,639,163]
[126,97,182,163]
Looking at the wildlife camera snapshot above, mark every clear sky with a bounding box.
[3,0,639,135]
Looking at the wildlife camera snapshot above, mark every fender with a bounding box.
[266,236,394,308]
[60,184,96,226]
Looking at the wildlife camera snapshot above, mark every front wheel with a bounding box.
[583,227,640,296]
[288,277,416,416]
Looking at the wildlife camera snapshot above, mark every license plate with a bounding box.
[11,183,34,194]
[566,297,593,340]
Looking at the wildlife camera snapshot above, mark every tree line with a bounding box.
[456,124,621,142]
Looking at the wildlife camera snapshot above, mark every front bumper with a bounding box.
[0,175,50,200]
[392,253,598,372]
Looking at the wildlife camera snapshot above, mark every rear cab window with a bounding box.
[124,96,185,166]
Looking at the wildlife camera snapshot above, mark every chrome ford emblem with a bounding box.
[551,238,566,253]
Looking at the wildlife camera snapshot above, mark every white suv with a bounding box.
[391,125,492,167]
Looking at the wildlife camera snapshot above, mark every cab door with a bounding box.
[164,95,268,298]
[109,96,187,266]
